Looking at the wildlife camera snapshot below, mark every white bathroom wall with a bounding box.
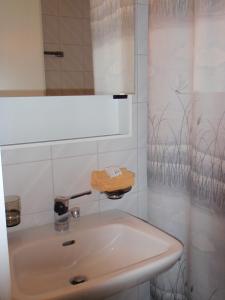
[0,154,11,300]
[1,1,149,299]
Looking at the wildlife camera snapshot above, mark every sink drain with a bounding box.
[62,240,75,247]
[69,275,87,285]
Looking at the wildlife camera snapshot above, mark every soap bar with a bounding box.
[91,168,135,192]
[105,166,122,178]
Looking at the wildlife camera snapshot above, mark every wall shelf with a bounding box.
[0,95,132,147]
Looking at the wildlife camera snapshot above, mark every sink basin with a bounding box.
[8,210,183,300]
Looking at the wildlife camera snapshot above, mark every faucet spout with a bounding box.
[54,190,92,232]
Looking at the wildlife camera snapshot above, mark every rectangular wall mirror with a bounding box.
[0,0,134,97]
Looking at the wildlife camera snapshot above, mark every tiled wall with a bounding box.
[2,101,147,231]
[2,1,149,299]
[42,0,94,95]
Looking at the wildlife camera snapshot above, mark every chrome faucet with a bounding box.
[54,190,92,232]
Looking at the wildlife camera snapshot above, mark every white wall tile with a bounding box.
[132,55,138,103]
[98,104,137,153]
[138,103,148,148]
[137,55,148,102]
[51,141,97,159]
[52,155,97,199]
[70,196,99,216]
[138,148,147,191]
[1,146,51,165]
[3,161,53,215]
[135,4,149,55]
[138,190,148,221]
[100,192,138,216]
[7,210,54,232]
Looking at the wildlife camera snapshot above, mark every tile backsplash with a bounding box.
[2,101,147,231]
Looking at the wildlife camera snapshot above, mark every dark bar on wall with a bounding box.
[44,51,64,57]
[113,95,128,99]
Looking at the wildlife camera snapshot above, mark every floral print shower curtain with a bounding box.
[148,1,225,299]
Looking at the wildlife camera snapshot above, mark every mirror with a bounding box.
[0,0,134,97]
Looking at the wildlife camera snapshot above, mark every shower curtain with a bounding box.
[148,1,225,299]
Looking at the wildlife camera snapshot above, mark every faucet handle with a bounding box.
[70,207,80,219]
[54,200,68,215]
[55,190,92,202]
[69,190,92,200]
[54,190,92,216]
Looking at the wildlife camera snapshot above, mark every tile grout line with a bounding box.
[50,145,56,198]
[96,141,101,212]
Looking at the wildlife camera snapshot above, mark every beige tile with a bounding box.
[45,71,61,89]
[60,17,83,45]
[61,45,83,71]
[44,43,61,71]
[83,46,93,71]
[84,72,94,89]
[59,0,83,18]
[83,0,91,19]
[41,0,59,16]
[61,71,84,89]
[82,19,92,45]
[42,15,59,44]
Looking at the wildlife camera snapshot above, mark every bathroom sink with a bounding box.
[8,210,183,300]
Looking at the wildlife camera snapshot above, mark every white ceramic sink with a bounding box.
[8,210,183,300]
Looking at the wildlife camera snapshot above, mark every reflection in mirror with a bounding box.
[0,0,134,97]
